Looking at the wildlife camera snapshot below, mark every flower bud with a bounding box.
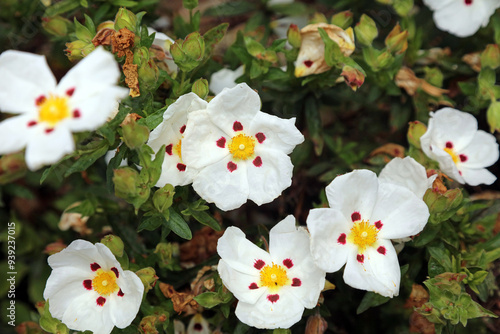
[191,78,209,99]
[153,184,175,214]
[385,23,408,54]
[39,301,69,334]
[481,44,500,70]
[310,12,328,24]
[97,20,115,31]
[0,152,27,184]
[136,267,159,293]
[100,235,125,258]
[407,121,427,149]
[171,41,187,63]
[487,101,500,133]
[154,242,179,269]
[331,10,353,29]
[113,167,141,199]
[287,23,302,48]
[183,0,198,10]
[341,65,365,91]
[305,314,328,334]
[183,32,205,61]
[42,16,72,37]
[354,14,378,46]
[134,46,160,92]
[16,321,44,334]
[114,8,137,32]
[121,117,150,149]
[65,40,95,61]
[43,241,67,255]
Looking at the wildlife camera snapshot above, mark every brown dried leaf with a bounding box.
[404,284,429,309]
[159,282,199,315]
[111,28,140,97]
[305,314,328,334]
[395,67,449,97]
[369,143,405,159]
[92,28,114,47]
[470,191,500,201]
[180,226,224,267]
[409,311,435,334]
[120,112,142,126]
[462,51,481,72]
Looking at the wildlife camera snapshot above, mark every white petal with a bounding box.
[379,157,433,199]
[246,150,294,206]
[109,271,143,328]
[430,144,465,183]
[0,114,31,155]
[0,50,56,114]
[25,125,75,170]
[268,216,309,267]
[217,226,272,276]
[182,110,229,169]
[460,167,497,186]
[155,153,198,187]
[343,239,401,298]
[187,314,210,334]
[95,243,122,269]
[209,66,244,95]
[325,170,379,223]
[307,208,352,273]
[248,113,304,154]
[48,240,105,270]
[371,183,430,240]
[218,260,265,305]
[235,289,305,329]
[191,155,250,211]
[44,269,91,317]
[206,83,261,135]
[460,130,499,169]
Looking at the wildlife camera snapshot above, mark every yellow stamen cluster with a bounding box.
[443,147,459,164]
[228,134,255,160]
[38,95,70,126]
[92,269,119,296]
[259,263,290,292]
[174,139,183,160]
[348,220,379,252]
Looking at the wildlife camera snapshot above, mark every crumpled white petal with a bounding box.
[209,66,244,95]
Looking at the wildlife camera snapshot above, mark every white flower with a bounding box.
[379,156,437,199]
[423,0,500,37]
[306,170,430,297]
[187,314,210,334]
[217,215,326,329]
[43,240,144,334]
[420,108,499,186]
[148,27,178,75]
[182,83,304,211]
[209,66,244,95]
[270,16,309,40]
[147,93,206,187]
[0,47,128,171]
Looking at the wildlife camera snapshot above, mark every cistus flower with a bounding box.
[43,240,144,334]
[294,23,355,77]
[148,27,178,77]
[147,93,206,187]
[209,66,244,95]
[420,108,499,186]
[187,314,210,334]
[422,0,500,38]
[0,47,128,171]
[217,215,326,329]
[182,83,304,211]
[306,170,430,297]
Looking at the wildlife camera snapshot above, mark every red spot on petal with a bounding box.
[66,87,75,96]
[117,289,124,297]
[249,283,259,290]
[357,254,364,263]
[194,323,203,331]
[216,137,226,148]
[459,170,462,176]
[27,121,37,127]
[90,263,101,271]
[465,0,472,5]
[227,161,237,172]
[45,128,54,134]
[165,144,173,155]
[374,220,383,229]
[177,163,186,171]
[255,132,266,143]
[459,154,467,162]
[180,125,186,134]
[254,259,265,270]
[83,280,92,290]
[351,212,361,222]
[283,259,293,269]
[267,294,279,303]
[233,121,243,131]
[111,267,119,278]
[35,95,46,106]
[253,156,262,167]
[377,246,386,255]
[291,278,301,287]
[96,297,106,306]
[445,141,453,149]
[338,233,346,244]
[304,60,313,68]
[73,109,81,118]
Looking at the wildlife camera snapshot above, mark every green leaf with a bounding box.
[65,199,96,217]
[305,96,323,156]
[45,0,80,17]
[356,291,390,314]
[203,23,229,52]
[427,246,453,272]
[138,214,164,232]
[165,210,192,240]
[203,1,257,17]
[188,209,221,231]
[318,28,344,67]
[194,292,224,308]
[64,141,109,177]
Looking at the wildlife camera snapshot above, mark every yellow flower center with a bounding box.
[174,139,182,160]
[259,263,290,292]
[92,269,119,296]
[348,220,379,253]
[228,133,255,160]
[38,95,70,126]
[444,147,459,164]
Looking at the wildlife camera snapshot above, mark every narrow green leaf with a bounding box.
[165,210,192,240]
